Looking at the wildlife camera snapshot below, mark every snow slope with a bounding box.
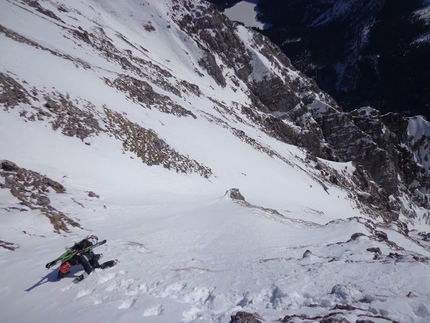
[223,0,268,30]
[1,0,430,322]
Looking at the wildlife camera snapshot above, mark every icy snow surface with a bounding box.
[0,1,429,322]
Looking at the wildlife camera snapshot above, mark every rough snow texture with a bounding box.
[1,0,430,322]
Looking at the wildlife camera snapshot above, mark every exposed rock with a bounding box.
[198,51,226,87]
[226,188,245,201]
[280,308,398,323]
[388,252,404,261]
[311,107,394,203]
[328,174,338,184]
[0,160,20,172]
[0,72,31,109]
[281,313,353,323]
[303,249,313,258]
[88,191,99,198]
[350,232,366,240]
[308,104,430,223]
[0,25,91,69]
[0,239,20,251]
[104,108,212,178]
[375,231,388,241]
[229,311,262,323]
[9,92,103,141]
[319,318,351,323]
[105,75,196,118]
[73,28,91,45]
[23,0,65,23]
[419,232,430,241]
[366,247,382,255]
[251,76,300,112]
[0,160,79,233]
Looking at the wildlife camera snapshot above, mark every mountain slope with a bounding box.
[1,0,430,322]
[206,0,430,229]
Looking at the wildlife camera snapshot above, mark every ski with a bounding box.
[45,238,107,269]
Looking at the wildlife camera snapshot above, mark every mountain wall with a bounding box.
[221,0,430,119]
[1,0,430,232]
[203,0,430,226]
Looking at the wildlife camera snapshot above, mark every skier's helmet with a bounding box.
[59,261,72,274]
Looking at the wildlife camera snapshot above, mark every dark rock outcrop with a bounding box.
[229,311,262,323]
[0,160,80,233]
[226,188,245,201]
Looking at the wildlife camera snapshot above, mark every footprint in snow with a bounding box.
[125,286,139,296]
[118,297,136,309]
[75,288,94,300]
[124,241,146,253]
[160,282,187,297]
[138,283,149,293]
[105,278,135,292]
[61,284,73,292]
[93,295,111,305]
[142,304,165,316]
[97,272,116,284]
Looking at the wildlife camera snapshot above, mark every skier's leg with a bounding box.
[100,260,117,269]
[73,253,94,283]
[90,253,101,269]
[79,253,94,274]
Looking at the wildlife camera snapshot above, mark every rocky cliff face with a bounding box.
[0,160,80,233]
[200,1,430,225]
[310,104,430,225]
[206,0,430,224]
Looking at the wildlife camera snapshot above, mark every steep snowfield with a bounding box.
[1,1,430,322]
[223,0,267,30]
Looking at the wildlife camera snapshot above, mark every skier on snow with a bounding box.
[46,235,117,284]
